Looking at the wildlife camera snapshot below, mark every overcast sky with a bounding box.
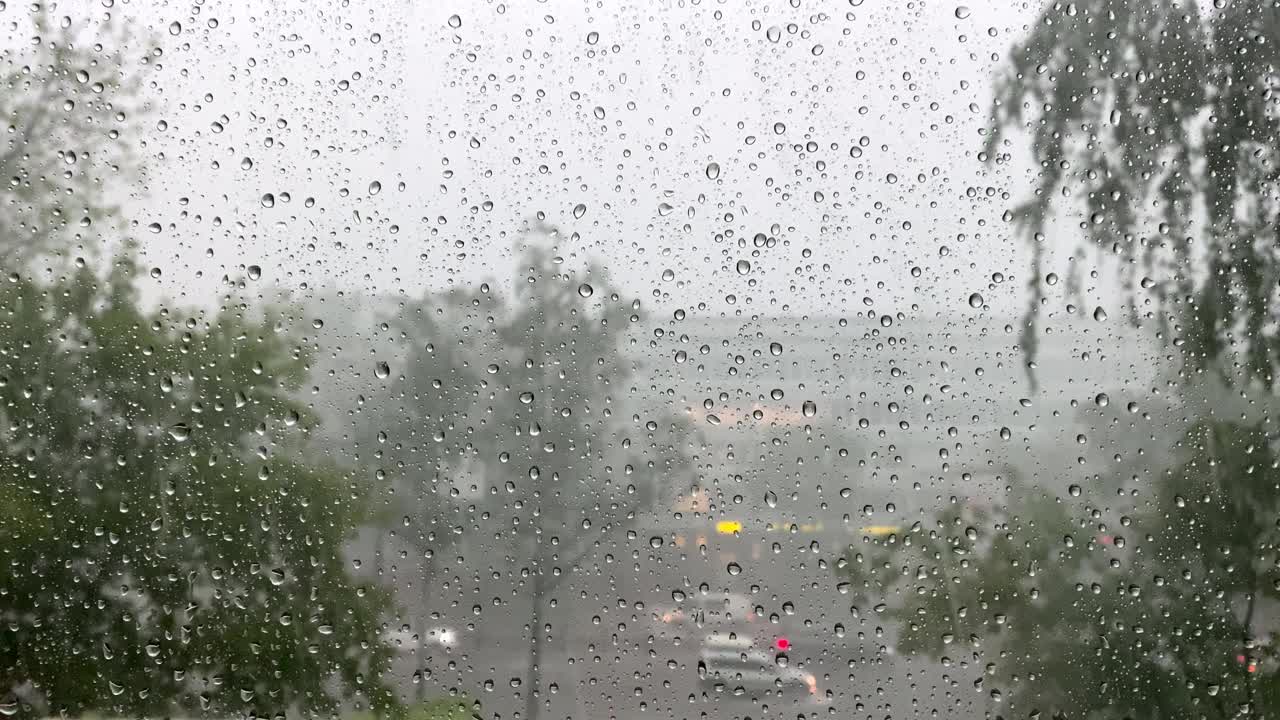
[94,0,1084,322]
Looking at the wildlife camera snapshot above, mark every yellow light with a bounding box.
[861,525,899,537]
[716,520,743,534]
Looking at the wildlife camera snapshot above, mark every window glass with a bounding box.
[2,2,1275,720]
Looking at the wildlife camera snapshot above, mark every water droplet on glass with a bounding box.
[169,20,182,35]
[649,536,664,548]
[764,491,778,508]
[769,342,782,356]
[374,361,391,379]
[736,259,751,275]
[802,400,817,417]
[168,424,191,442]
[706,162,721,180]
[247,265,262,281]
[261,193,275,208]
[577,282,593,298]
[448,14,462,28]
[573,203,586,219]
[368,180,381,195]
[1093,306,1107,322]
[657,203,674,216]
[955,6,971,18]
[766,26,782,42]
[726,562,742,576]
[968,292,984,308]
[1068,484,1082,497]
[1095,392,1109,407]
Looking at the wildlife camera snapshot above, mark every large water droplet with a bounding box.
[736,259,751,275]
[706,162,721,180]
[573,203,586,219]
[968,292,984,308]
[802,400,817,417]
[954,6,971,18]
[374,361,391,379]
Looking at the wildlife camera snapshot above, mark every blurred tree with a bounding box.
[0,257,398,718]
[990,0,1280,388]
[497,236,640,720]
[839,421,1280,719]
[0,7,397,718]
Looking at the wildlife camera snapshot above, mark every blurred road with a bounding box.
[373,522,988,720]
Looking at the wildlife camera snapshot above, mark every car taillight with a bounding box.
[775,637,791,652]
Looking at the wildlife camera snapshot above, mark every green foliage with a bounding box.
[991,0,1280,387]
[840,421,1280,719]
[0,261,397,717]
[0,7,396,717]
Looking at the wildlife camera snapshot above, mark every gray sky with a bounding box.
[111,0,1072,323]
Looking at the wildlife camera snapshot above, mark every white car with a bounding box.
[698,632,822,702]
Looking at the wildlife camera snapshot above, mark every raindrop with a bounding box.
[374,361,391,379]
[168,424,191,442]
[706,162,721,180]
[261,193,275,208]
[802,400,817,417]
[968,292,984,308]
[573,203,586,219]
[764,491,778,508]
[448,14,462,28]
[368,180,381,195]
[1093,306,1107,322]
[736,259,751,275]
[766,26,782,42]
[657,203,674,216]
[649,536,663,548]
[1045,272,1059,285]
[1094,393,1109,407]
[769,342,782,356]
[247,265,262,281]
[168,20,181,35]
[577,283,593,298]
[726,562,742,576]
[955,6,971,18]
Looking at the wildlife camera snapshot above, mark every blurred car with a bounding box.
[383,625,461,652]
[652,605,688,628]
[697,632,822,702]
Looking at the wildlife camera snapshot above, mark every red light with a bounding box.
[775,637,791,652]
